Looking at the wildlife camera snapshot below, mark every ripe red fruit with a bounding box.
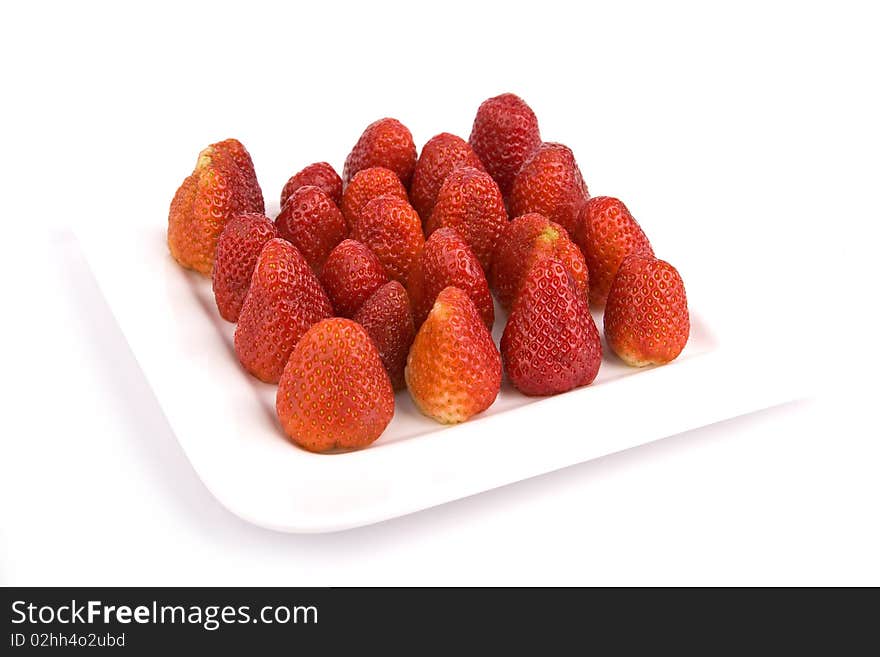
[427,166,507,272]
[168,139,264,274]
[350,195,424,285]
[211,213,279,322]
[508,142,589,237]
[501,256,602,396]
[469,93,541,199]
[343,118,417,187]
[340,166,409,230]
[280,162,342,208]
[409,133,485,222]
[574,196,654,307]
[320,239,390,318]
[234,239,332,383]
[274,185,347,273]
[276,318,394,452]
[405,287,501,424]
[491,212,588,311]
[353,281,415,390]
[211,138,265,214]
[407,227,494,330]
[604,254,689,367]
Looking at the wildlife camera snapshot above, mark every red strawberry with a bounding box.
[501,256,601,396]
[508,142,589,237]
[353,281,415,390]
[468,93,541,199]
[280,161,342,208]
[574,196,654,307]
[276,318,394,452]
[426,166,507,272]
[320,239,389,318]
[168,139,264,274]
[343,118,417,187]
[491,212,588,311]
[274,185,347,273]
[405,286,501,424]
[234,239,332,383]
[409,132,485,222]
[211,138,265,214]
[340,166,409,230]
[351,195,424,285]
[407,227,494,330]
[211,213,278,322]
[604,254,689,367]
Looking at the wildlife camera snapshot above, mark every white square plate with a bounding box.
[75,206,805,533]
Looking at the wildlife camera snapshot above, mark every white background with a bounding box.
[1,1,878,584]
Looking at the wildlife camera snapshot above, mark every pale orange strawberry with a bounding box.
[167,139,264,274]
[405,287,501,424]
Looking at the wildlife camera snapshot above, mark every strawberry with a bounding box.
[343,118,417,187]
[407,227,494,330]
[234,239,332,383]
[468,93,541,199]
[405,286,501,424]
[604,254,689,367]
[491,212,588,311]
[274,185,347,273]
[320,239,389,318]
[280,161,342,208]
[508,142,589,237]
[167,139,264,274]
[340,166,409,230]
[211,138,265,214]
[426,166,507,272]
[353,281,415,390]
[409,132,485,222]
[211,213,278,322]
[350,195,424,285]
[574,196,654,307]
[276,318,394,452]
[501,256,602,396]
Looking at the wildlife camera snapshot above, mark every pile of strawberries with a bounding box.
[167,93,690,452]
